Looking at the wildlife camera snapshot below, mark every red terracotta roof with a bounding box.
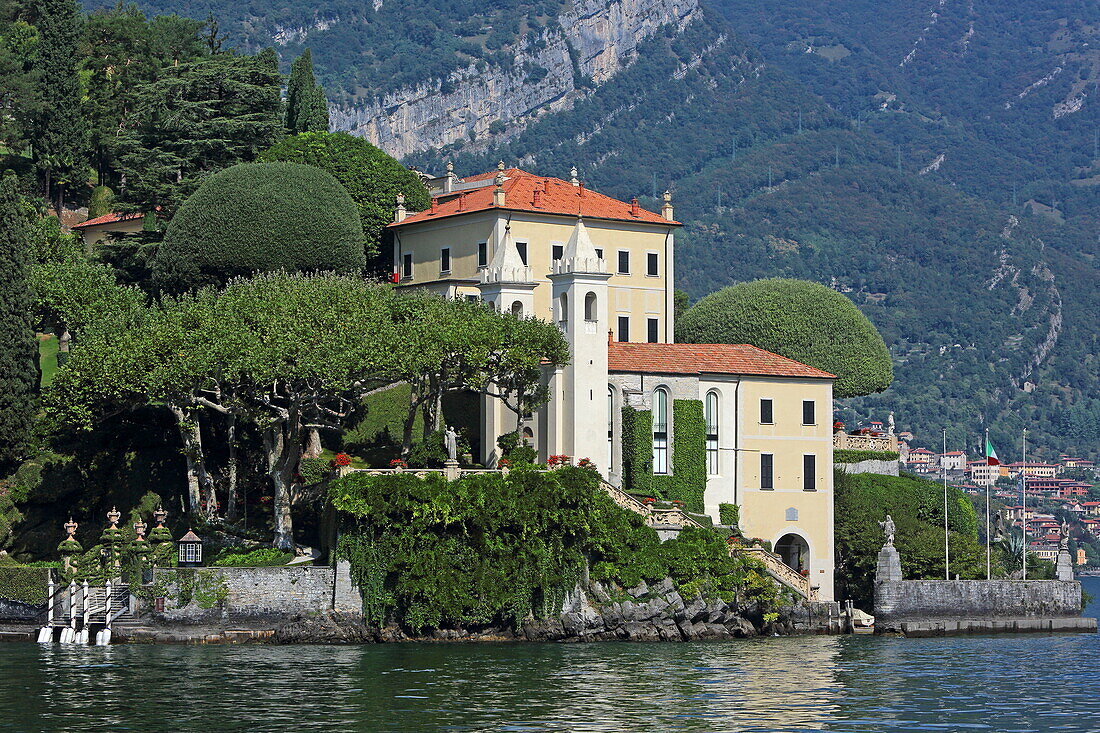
[607,342,835,379]
[71,211,144,229]
[391,168,680,227]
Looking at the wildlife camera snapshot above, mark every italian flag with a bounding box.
[986,435,1000,466]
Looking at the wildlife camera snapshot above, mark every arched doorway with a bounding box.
[775,533,809,573]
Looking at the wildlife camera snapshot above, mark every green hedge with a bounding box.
[0,567,49,605]
[622,399,708,513]
[834,449,900,464]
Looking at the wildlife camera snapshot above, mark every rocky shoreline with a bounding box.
[4,577,848,645]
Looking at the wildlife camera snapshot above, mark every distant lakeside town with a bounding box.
[845,419,1100,568]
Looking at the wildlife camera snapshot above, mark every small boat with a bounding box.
[850,608,876,634]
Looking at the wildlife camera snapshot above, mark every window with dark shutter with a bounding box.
[760,398,773,424]
[647,318,659,343]
[617,316,630,342]
[802,400,815,425]
[761,454,773,490]
[804,454,816,490]
[617,250,630,274]
[647,252,659,277]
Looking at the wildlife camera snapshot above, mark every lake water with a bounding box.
[1,577,1097,733]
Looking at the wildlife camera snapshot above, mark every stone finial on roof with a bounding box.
[444,161,457,193]
[497,160,506,171]
[570,166,579,186]
[553,217,606,275]
[482,225,531,284]
[493,172,506,206]
[661,189,674,221]
[394,192,407,222]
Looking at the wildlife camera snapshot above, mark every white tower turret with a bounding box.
[543,217,612,473]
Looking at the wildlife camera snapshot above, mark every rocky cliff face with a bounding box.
[329,0,699,158]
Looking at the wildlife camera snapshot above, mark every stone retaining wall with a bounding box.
[875,579,1083,623]
[152,566,337,622]
[836,459,899,476]
[0,598,44,623]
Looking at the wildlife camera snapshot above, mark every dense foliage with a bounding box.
[678,279,892,399]
[43,272,569,550]
[261,132,431,261]
[0,173,37,470]
[30,0,88,210]
[834,470,987,607]
[284,49,328,134]
[833,450,900,464]
[0,566,49,605]
[153,162,365,290]
[85,0,572,101]
[330,466,782,632]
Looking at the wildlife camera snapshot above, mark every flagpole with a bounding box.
[1022,428,1028,580]
[985,429,991,580]
[943,428,950,580]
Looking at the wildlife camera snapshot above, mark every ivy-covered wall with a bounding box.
[621,399,708,513]
[0,567,48,606]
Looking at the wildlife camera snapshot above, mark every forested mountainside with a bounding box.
[81,0,1098,458]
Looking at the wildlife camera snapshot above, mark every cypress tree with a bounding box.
[286,49,329,133]
[0,172,38,470]
[32,0,88,212]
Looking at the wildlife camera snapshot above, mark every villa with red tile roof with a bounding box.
[389,164,838,599]
[71,210,145,248]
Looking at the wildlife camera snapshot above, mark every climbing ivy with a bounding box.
[330,464,785,632]
[0,567,49,605]
[622,399,708,512]
[145,569,229,610]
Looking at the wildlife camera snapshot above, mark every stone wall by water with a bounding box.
[152,566,336,622]
[0,598,44,623]
[875,579,1083,622]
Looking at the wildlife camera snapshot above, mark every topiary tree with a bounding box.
[152,162,365,291]
[261,132,431,263]
[677,278,892,398]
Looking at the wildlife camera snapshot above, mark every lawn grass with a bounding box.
[38,333,58,387]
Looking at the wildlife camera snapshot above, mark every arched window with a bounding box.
[607,386,615,472]
[510,300,523,317]
[705,391,719,475]
[558,293,568,326]
[584,292,597,322]
[652,387,669,475]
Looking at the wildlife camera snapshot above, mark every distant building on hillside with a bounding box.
[1005,461,1061,479]
[939,451,967,472]
[71,211,145,249]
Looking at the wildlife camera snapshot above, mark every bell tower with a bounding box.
[543,217,612,472]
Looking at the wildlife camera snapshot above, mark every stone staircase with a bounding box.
[598,479,814,600]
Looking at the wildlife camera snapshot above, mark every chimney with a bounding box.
[533,187,542,207]
[430,197,438,215]
[577,183,585,198]
[630,197,639,217]
[493,172,506,207]
[458,191,466,211]
[394,192,407,222]
[661,190,674,221]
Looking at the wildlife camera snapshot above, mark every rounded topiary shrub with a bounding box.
[261,132,431,261]
[153,162,366,291]
[677,278,893,398]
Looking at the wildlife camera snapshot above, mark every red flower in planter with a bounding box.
[389,458,408,469]
[577,457,597,470]
[643,497,656,505]
[332,453,352,467]
[671,500,685,507]
[498,458,511,468]
[547,454,571,467]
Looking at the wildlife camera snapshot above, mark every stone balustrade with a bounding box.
[833,431,899,453]
[731,545,814,599]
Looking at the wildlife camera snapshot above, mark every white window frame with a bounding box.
[440,247,451,274]
[617,249,631,275]
[652,387,669,475]
[802,399,816,426]
[760,397,774,425]
[705,391,719,476]
[803,453,817,491]
[646,250,660,277]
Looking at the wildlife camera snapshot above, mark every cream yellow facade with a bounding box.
[393,211,676,343]
[733,377,835,601]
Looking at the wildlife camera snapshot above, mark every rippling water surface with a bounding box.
[2,577,1097,733]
